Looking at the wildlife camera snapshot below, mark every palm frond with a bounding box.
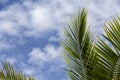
[99,16,120,80]
[62,8,93,80]
[0,62,35,80]
[63,7,120,80]
[88,16,120,80]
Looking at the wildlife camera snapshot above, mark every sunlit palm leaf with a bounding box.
[62,8,93,80]
[0,62,35,80]
[96,16,120,80]
[63,7,120,80]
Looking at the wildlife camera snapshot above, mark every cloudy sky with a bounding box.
[0,0,120,80]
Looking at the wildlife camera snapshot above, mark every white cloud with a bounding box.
[0,0,75,37]
[0,20,18,36]
[44,45,61,58]
[28,45,63,66]
[23,68,35,75]
[30,6,53,31]
[49,36,60,42]
[6,58,16,65]
[28,48,47,65]
[0,4,30,36]
[27,45,64,80]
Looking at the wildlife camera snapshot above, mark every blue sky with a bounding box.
[0,0,120,80]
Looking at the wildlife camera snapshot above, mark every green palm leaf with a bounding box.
[0,62,35,80]
[62,8,93,80]
[96,16,120,80]
[63,7,120,80]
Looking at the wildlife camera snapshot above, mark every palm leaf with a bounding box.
[0,62,35,80]
[62,8,93,80]
[63,7,120,80]
[95,16,120,80]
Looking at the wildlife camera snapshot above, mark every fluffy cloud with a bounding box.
[28,48,47,65]
[28,45,63,66]
[0,0,120,37]
[6,57,16,65]
[30,6,53,31]
[0,0,74,38]
[27,45,64,80]
[0,20,18,36]
[23,68,35,75]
